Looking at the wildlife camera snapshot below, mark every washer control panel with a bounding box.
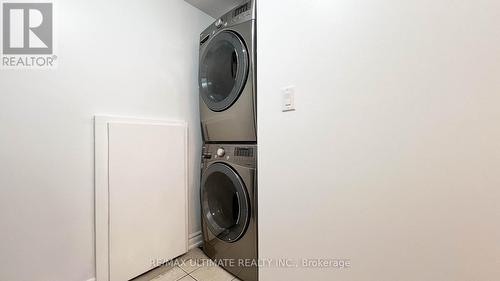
[202,144,256,168]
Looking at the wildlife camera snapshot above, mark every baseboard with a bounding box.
[85,278,95,281]
[188,231,203,250]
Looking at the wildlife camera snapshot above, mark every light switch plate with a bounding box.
[282,85,296,112]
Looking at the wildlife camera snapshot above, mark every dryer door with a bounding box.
[199,31,249,112]
[201,163,250,242]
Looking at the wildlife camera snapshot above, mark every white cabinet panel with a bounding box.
[95,117,188,281]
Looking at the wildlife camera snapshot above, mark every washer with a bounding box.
[200,144,257,281]
[199,1,256,143]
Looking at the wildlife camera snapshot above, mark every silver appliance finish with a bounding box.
[200,143,258,281]
[199,0,256,143]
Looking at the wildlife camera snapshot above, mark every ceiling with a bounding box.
[184,0,246,18]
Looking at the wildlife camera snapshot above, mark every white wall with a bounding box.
[258,1,500,280]
[0,1,212,281]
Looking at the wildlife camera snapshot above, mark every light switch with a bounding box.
[282,86,295,112]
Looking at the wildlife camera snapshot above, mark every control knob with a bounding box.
[215,18,223,28]
[216,147,225,157]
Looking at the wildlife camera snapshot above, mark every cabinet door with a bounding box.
[108,122,187,281]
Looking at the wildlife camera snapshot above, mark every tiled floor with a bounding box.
[131,247,240,281]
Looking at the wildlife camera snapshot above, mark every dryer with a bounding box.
[199,0,256,143]
[200,144,258,281]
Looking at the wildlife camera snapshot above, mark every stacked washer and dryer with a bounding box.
[198,1,258,281]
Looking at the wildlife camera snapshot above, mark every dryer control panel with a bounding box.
[202,144,256,169]
[199,0,255,46]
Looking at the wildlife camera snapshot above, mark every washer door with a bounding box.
[199,31,249,112]
[201,163,250,242]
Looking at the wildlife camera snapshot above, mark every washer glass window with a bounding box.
[201,163,249,242]
[199,31,249,112]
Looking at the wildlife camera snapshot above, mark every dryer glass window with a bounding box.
[203,42,236,102]
[201,163,249,242]
[199,31,249,112]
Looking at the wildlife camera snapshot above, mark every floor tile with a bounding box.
[132,264,182,281]
[178,248,213,274]
[132,248,238,281]
[178,258,203,274]
[190,264,234,281]
[152,266,187,281]
[178,275,197,281]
